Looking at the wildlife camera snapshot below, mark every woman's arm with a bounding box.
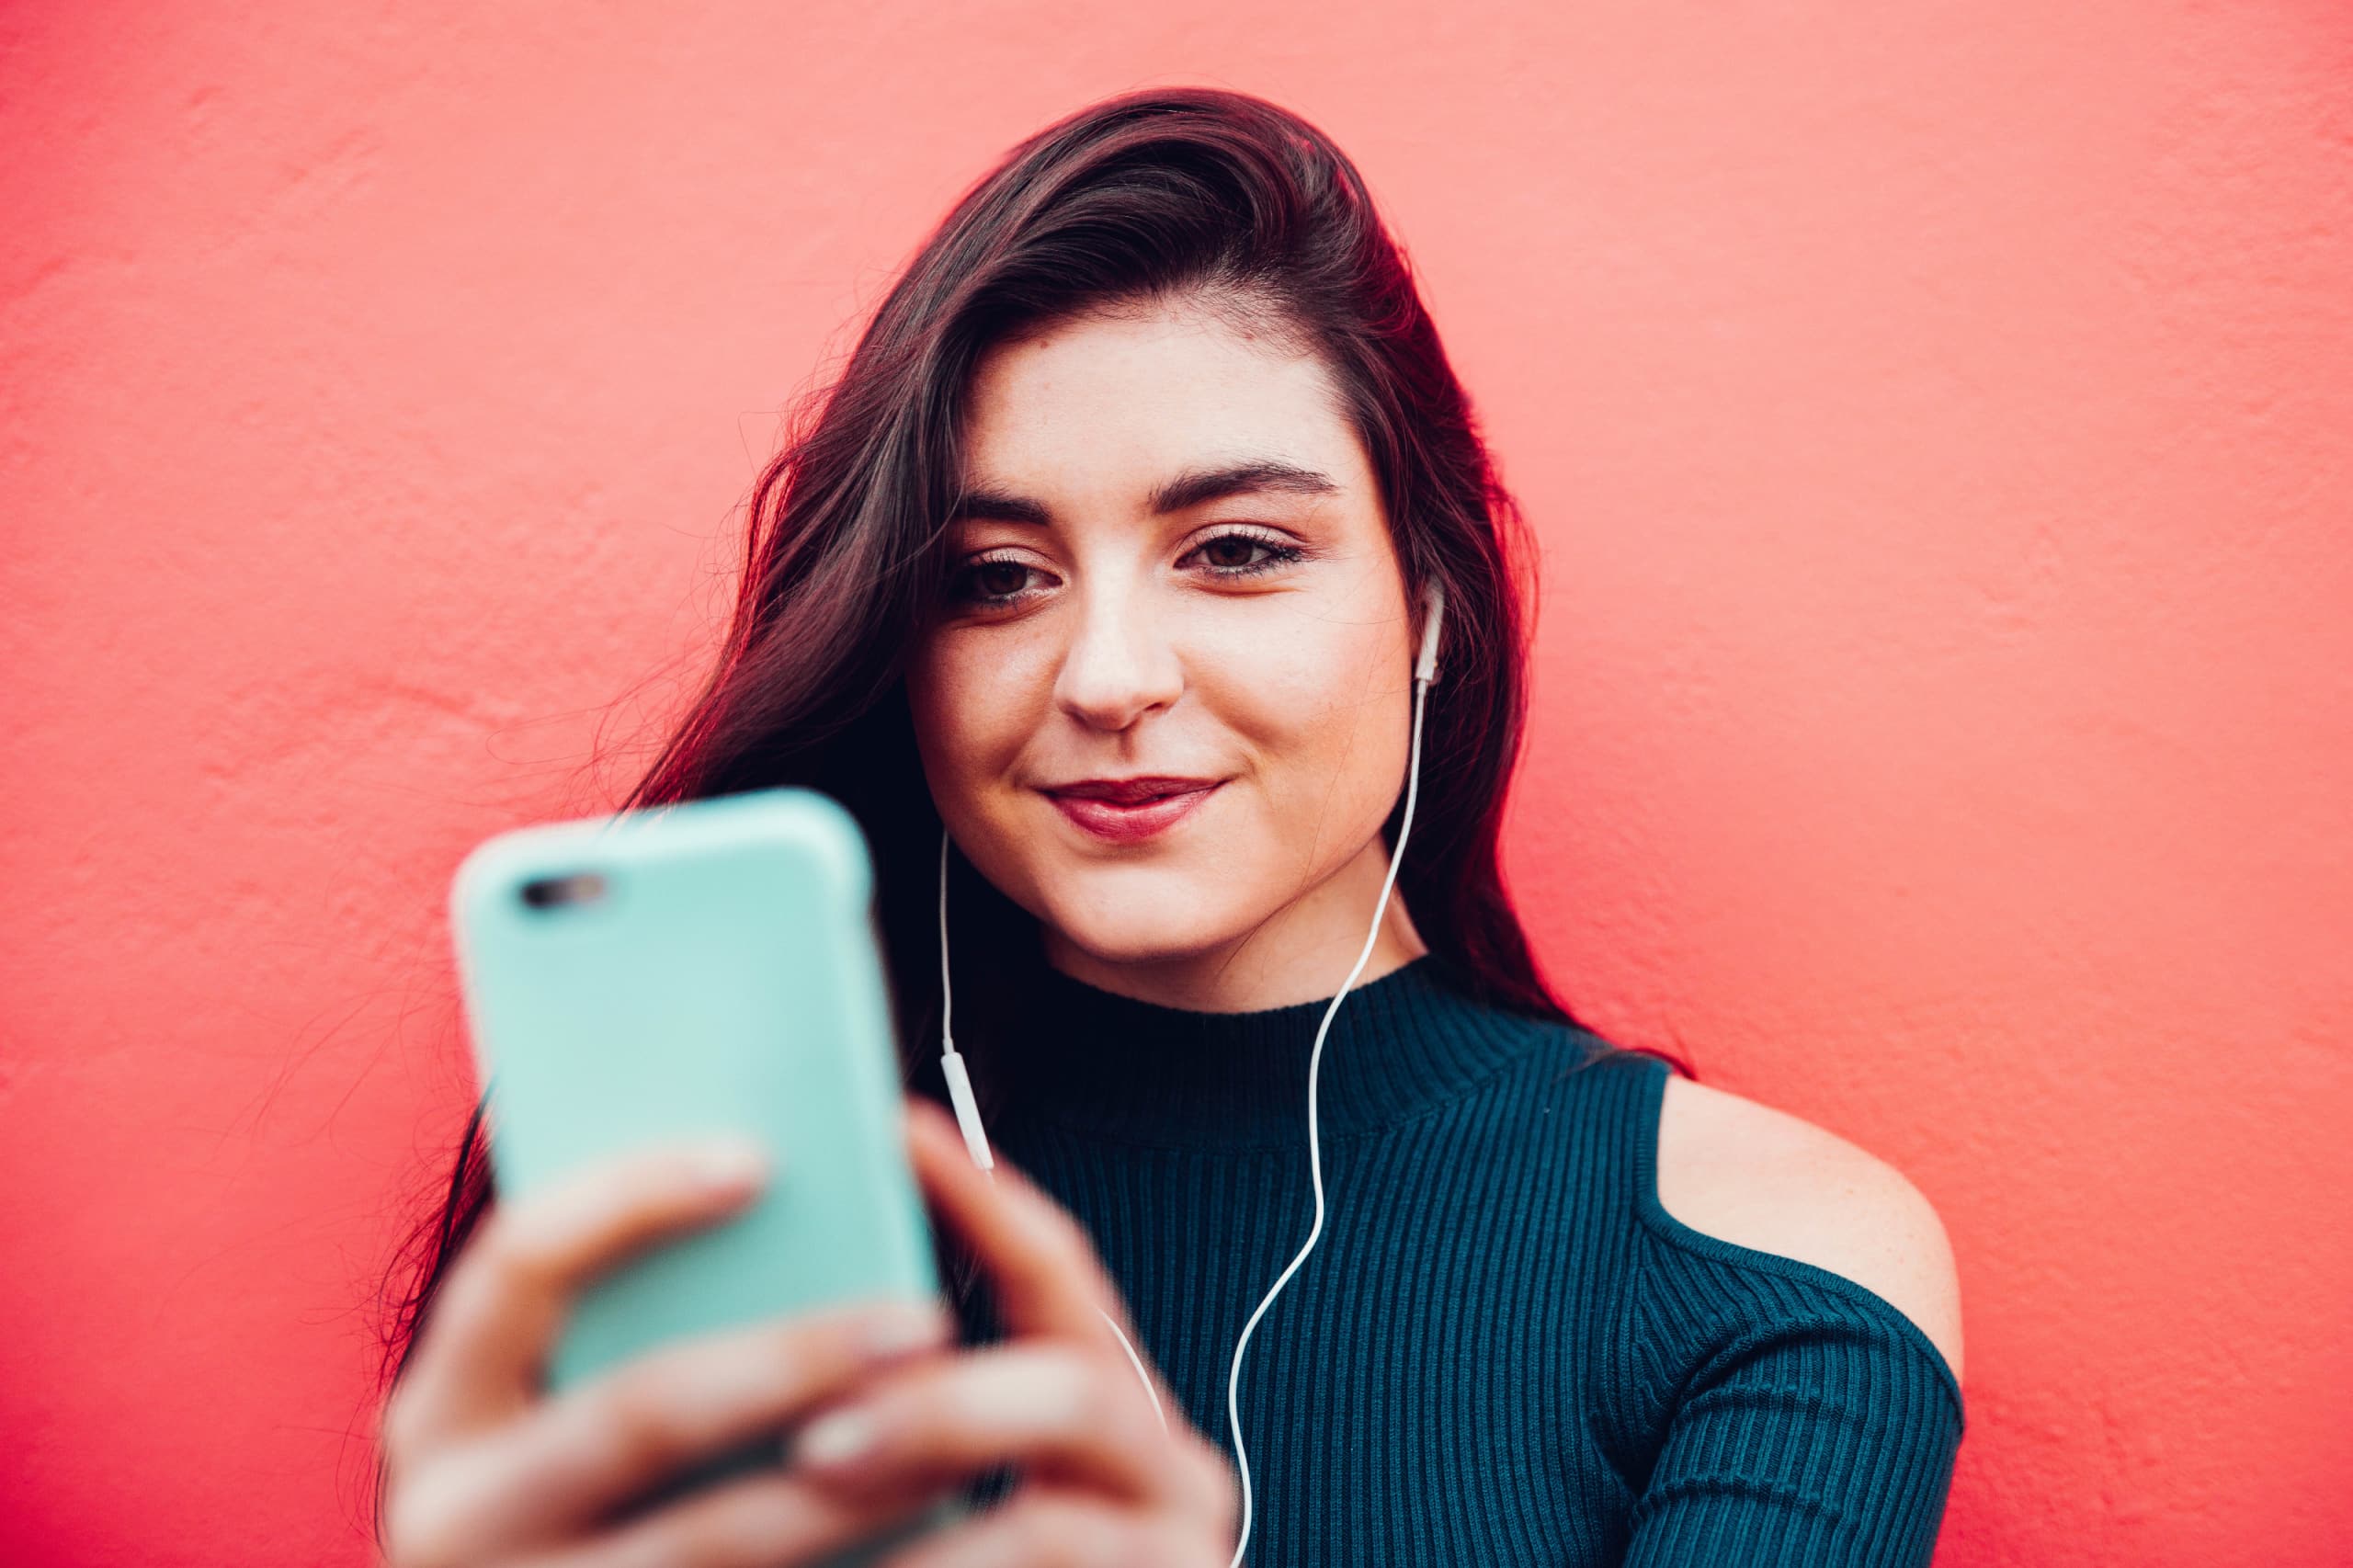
[1622,1299,1963,1565]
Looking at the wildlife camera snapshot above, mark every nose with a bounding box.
[1051,572,1185,733]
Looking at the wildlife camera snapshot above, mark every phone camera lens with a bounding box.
[520,872,608,910]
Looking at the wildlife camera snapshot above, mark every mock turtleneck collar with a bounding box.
[972,950,1552,1149]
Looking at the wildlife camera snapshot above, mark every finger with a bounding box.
[496,1469,966,1568]
[904,1101,1185,1426]
[787,1342,1229,1528]
[904,1099,1144,1352]
[386,1297,953,1561]
[872,1488,1211,1568]
[385,1135,771,1460]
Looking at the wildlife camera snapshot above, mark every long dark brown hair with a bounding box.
[369,84,1691,1540]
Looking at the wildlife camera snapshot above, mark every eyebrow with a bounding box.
[947,458,1341,527]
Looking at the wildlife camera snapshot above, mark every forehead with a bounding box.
[957,301,1363,505]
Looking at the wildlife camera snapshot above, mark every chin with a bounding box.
[1040,875,1251,966]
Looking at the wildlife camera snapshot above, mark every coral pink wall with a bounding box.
[4,3,2347,1563]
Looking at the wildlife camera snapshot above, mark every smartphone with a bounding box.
[449,786,961,1549]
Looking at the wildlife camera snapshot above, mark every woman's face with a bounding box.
[904,295,1427,1005]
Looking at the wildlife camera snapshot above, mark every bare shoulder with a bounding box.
[1654,1072,1965,1385]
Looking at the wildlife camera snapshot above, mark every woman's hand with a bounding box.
[375,1100,1235,1567]
[780,1097,1239,1566]
[377,1134,971,1568]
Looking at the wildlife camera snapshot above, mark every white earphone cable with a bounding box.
[939,825,1170,1437]
[1220,662,1434,1568]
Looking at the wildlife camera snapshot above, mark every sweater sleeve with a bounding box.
[1617,1062,1965,1566]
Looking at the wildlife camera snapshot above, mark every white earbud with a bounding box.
[1416,576,1445,686]
[935,576,1447,1566]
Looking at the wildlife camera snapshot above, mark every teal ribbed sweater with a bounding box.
[930,951,1963,1565]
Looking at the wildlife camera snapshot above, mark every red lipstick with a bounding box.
[1040,776,1223,844]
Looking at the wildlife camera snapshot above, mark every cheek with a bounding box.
[906,643,1061,921]
[906,680,973,837]
[906,642,1028,806]
[903,654,957,778]
[1213,621,1404,822]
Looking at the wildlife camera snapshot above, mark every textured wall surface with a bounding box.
[4,3,2348,1563]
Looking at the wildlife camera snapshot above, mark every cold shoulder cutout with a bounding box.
[1652,1070,1966,1385]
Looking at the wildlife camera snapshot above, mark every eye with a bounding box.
[945,552,1052,610]
[1182,527,1309,579]
[941,526,1312,614]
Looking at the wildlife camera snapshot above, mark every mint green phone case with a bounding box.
[448,787,961,1549]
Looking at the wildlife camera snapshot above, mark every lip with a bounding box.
[1040,778,1224,844]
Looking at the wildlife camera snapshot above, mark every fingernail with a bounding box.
[688,1137,768,1193]
[792,1407,875,1468]
[859,1301,949,1358]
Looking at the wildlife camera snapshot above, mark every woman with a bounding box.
[374,86,1965,1566]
